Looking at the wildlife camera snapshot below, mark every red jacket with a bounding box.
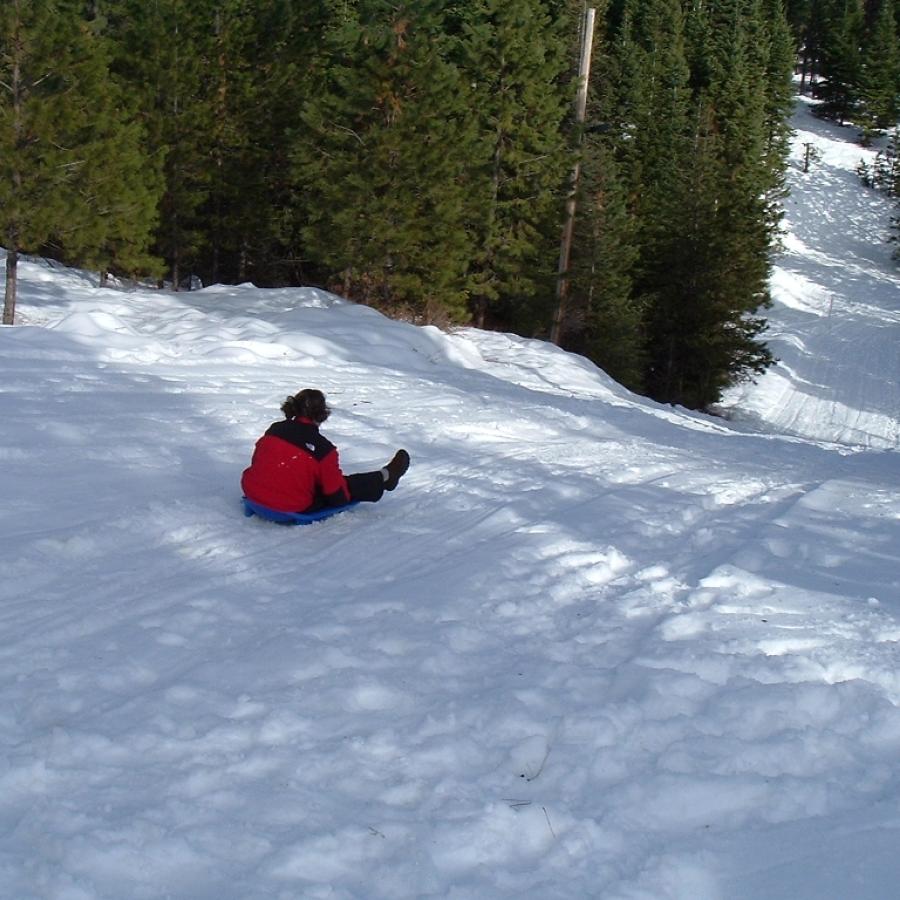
[241,417,349,512]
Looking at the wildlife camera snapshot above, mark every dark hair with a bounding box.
[281,388,330,423]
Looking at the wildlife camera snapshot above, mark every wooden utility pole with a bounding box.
[550,5,596,346]
[3,246,17,326]
[3,9,24,326]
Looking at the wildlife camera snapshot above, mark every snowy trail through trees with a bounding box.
[722,96,900,449]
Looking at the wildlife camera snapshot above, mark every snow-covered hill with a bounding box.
[1,98,898,900]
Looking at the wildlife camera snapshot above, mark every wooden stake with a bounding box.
[550,5,596,346]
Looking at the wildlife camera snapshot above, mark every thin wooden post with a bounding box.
[3,247,17,326]
[550,5,596,346]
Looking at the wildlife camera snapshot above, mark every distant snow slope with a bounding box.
[721,95,900,450]
[0,97,898,900]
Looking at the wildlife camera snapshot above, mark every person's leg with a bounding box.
[345,450,410,502]
[345,471,385,503]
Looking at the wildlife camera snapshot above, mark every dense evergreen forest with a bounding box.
[1,1,898,409]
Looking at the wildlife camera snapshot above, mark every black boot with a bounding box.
[384,449,410,491]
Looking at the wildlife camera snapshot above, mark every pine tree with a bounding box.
[229,0,328,286]
[191,0,317,287]
[801,0,832,92]
[293,1,479,321]
[884,128,900,257]
[689,0,776,406]
[0,0,143,323]
[643,96,774,409]
[817,0,865,123]
[257,0,363,287]
[619,0,700,402]
[785,0,812,34]
[761,0,798,192]
[858,0,900,141]
[634,0,777,408]
[563,2,645,390]
[96,0,320,288]
[455,0,572,330]
[785,0,813,88]
[52,5,164,284]
[61,121,164,286]
[569,138,644,390]
[198,0,257,285]
[108,0,216,289]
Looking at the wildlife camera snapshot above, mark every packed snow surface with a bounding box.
[1,97,898,899]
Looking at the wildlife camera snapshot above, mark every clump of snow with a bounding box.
[1,97,898,899]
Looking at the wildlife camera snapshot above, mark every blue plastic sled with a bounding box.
[242,497,359,526]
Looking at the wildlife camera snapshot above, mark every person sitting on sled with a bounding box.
[241,388,409,514]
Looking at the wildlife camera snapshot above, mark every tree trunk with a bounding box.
[3,246,18,326]
[239,241,249,283]
[474,296,486,329]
